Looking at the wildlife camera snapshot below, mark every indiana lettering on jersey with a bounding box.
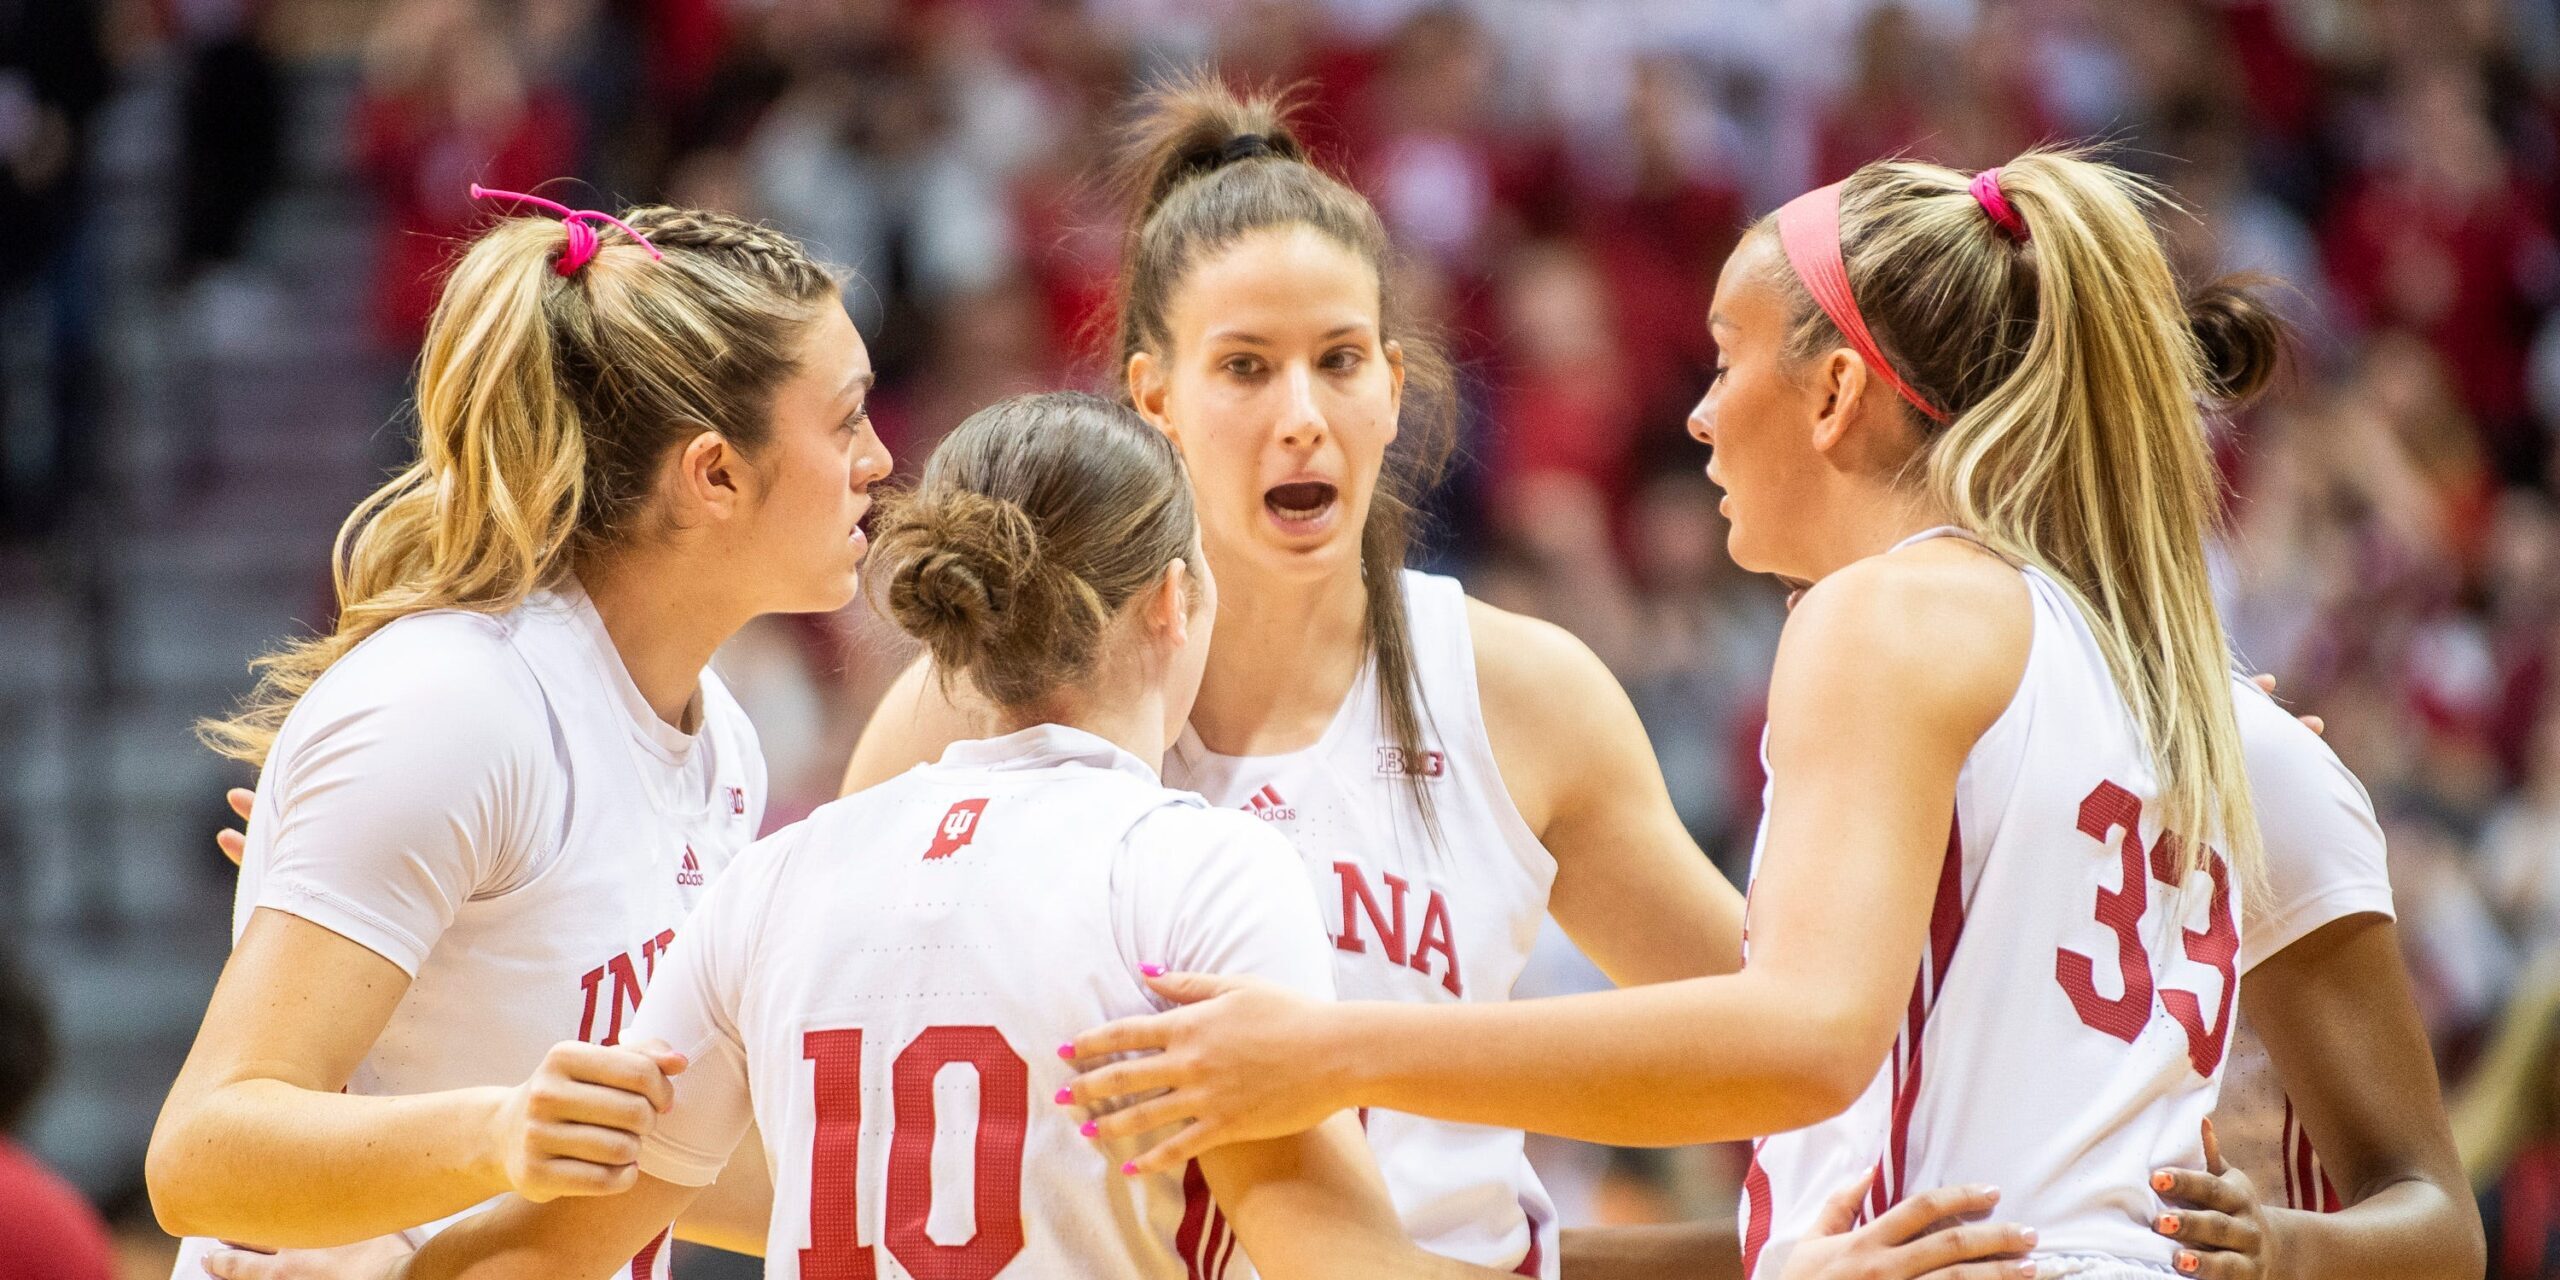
[1331,860,1463,996]
[577,927,679,1047]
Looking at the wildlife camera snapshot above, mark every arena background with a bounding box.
[3,0,2558,1275]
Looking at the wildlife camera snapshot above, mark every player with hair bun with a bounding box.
[383,391,1520,1280]
[1064,150,2373,1280]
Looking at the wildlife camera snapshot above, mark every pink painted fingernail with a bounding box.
[2152,1171,2175,1193]
[1054,1087,1072,1104]
[1058,1043,1076,1060]
[2157,1214,2180,1235]
[1141,963,1166,978]
[2177,1252,2199,1274]
[1080,1120,1099,1138]
[1122,1161,1140,1176]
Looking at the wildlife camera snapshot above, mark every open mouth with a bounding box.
[1264,481,1340,534]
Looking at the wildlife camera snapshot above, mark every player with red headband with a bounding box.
[1056,150,2448,1280]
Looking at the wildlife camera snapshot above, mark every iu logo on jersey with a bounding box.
[1374,746,1447,779]
[925,798,990,860]
[675,846,705,887]
[1240,785,1297,822]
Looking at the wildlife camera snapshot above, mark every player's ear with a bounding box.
[1149,558,1192,651]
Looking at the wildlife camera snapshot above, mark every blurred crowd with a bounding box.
[7,0,2560,1273]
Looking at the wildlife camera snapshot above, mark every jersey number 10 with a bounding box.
[799,1026,1028,1279]
[2053,780,2240,1077]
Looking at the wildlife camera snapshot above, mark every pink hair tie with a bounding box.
[1969,168,2029,242]
[468,183,664,276]
[1774,180,1950,424]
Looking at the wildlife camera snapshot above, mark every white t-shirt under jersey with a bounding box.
[2213,682,2396,1212]
[174,583,764,1280]
[1743,540,2242,1280]
[629,724,1333,1280]
[1165,570,1560,1277]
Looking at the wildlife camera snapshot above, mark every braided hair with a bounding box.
[204,203,842,766]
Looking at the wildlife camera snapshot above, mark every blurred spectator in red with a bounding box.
[352,0,583,351]
[1360,7,1506,273]
[1487,239,1637,509]
[2324,61,2556,483]
[0,949,114,1280]
[1813,5,1936,184]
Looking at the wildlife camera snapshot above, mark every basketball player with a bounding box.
[382,391,1517,1280]
[2131,679,2481,1280]
[1061,152,2300,1280]
[837,76,2043,1280]
[147,192,891,1279]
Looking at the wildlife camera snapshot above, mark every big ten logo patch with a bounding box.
[1374,746,1447,779]
[925,798,990,861]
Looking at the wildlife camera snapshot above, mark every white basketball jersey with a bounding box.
[1164,570,1560,1277]
[2213,683,2394,1212]
[1742,536,2242,1280]
[178,584,764,1280]
[629,724,1337,1280]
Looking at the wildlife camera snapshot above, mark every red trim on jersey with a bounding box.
[1876,818,1968,1212]
[1741,1142,1775,1278]
[1512,1199,1548,1275]
[1178,1160,1212,1279]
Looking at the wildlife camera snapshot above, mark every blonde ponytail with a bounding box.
[1771,148,2282,877]
[202,203,837,767]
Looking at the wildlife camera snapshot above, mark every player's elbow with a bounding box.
[1763,1000,1891,1129]
[144,1110,220,1239]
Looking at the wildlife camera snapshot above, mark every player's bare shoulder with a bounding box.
[1777,538,2031,738]
[1461,593,1643,830]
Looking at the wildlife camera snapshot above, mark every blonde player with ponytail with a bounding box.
[149,190,890,1279]
[1067,150,2301,1279]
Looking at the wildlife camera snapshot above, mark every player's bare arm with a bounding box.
[1068,550,2028,1165]
[671,1123,772,1256]
[148,908,683,1247]
[2149,915,2482,1280]
[392,1175,708,1280]
[1468,598,1746,984]
[1200,1113,1516,1279]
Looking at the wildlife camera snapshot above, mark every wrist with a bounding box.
[1316,1002,1399,1111]
[461,1084,516,1192]
[2257,1207,2308,1280]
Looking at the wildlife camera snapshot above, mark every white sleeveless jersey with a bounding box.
[628,725,1338,1280]
[1164,570,1560,1277]
[176,583,764,1280]
[1742,540,2242,1280]
[2213,684,2394,1212]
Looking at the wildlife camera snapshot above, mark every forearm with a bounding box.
[1329,978,1869,1146]
[2268,1175,2484,1280]
[151,1080,509,1247]
[672,1131,770,1256]
[1561,1222,1742,1280]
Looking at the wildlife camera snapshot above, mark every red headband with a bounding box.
[1774,181,1949,423]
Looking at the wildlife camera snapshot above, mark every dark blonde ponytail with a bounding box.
[202,204,837,767]
[1764,148,2279,876]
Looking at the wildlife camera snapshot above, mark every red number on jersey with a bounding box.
[2052,780,2238,1073]
[799,1026,1029,1280]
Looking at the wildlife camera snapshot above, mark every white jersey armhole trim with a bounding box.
[1414,572,1557,888]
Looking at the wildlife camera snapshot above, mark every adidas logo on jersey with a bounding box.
[925,798,990,860]
[1240,785,1296,822]
[675,847,705,887]
[1374,746,1447,779]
